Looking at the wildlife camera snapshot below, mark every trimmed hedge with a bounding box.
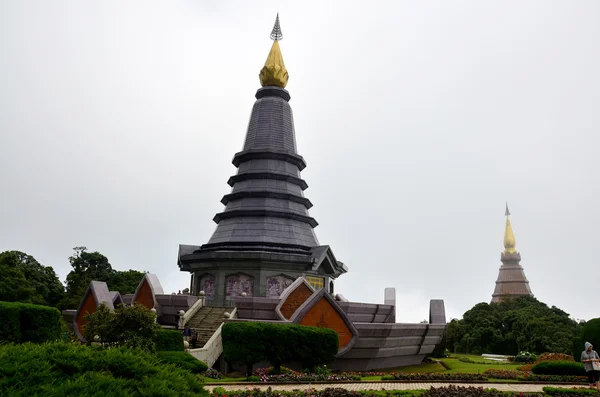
[155,329,184,351]
[532,360,586,376]
[0,301,62,343]
[543,387,598,395]
[156,351,208,374]
[0,342,208,396]
[222,322,338,375]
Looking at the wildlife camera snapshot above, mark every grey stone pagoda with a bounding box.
[178,19,347,307]
[491,204,533,303]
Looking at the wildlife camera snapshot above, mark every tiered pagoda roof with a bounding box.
[179,15,346,278]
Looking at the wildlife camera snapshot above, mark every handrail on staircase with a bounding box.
[186,308,237,368]
[178,294,206,329]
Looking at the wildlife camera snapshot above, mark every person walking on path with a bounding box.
[581,342,600,389]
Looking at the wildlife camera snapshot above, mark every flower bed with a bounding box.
[483,369,587,383]
[483,369,522,380]
[535,353,576,364]
[252,373,362,382]
[211,387,423,397]
[525,374,588,383]
[204,368,222,379]
[242,369,587,384]
[382,373,486,381]
[252,367,301,377]
[210,386,598,397]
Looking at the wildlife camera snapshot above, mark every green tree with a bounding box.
[451,297,579,355]
[62,247,114,309]
[83,303,160,352]
[61,247,146,309]
[10,251,64,306]
[0,251,63,306]
[0,252,34,302]
[106,269,146,294]
[446,319,460,352]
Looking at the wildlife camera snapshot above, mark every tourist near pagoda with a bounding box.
[491,204,534,303]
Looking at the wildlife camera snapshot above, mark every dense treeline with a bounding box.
[447,296,582,355]
[0,246,146,310]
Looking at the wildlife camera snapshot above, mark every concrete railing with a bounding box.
[178,294,206,329]
[187,308,237,368]
[482,353,511,362]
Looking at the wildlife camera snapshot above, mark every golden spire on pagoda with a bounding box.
[259,13,289,88]
[503,203,517,254]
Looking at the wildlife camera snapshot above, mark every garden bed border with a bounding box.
[206,379,587,386]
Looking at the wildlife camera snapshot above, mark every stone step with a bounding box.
[185,306,233,348]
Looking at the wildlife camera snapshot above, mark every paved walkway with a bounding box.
[205,382,582,392]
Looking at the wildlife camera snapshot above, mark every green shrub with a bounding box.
[0,341,208,397]
[531,360,586,376]
[543,386,598,395]
[514,350,538,363]
[290,325,338,372]
[155,329,184,351]
[0,301,61,343]
[84,303,160,352]
[307,364,331,376]
[204,368,221,379]
[222,322,266,376]
[0,302,21,342]
[246,376,260,382]
[156,351,207,374]
[222,322,338,376]
[252,366,300,376]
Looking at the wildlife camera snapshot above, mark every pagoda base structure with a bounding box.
[227,278,447,372]
[178,244,346,307]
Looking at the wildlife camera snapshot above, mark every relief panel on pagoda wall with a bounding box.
[266,275,295,298]
[198,274,216,301]
[226,273,254,298]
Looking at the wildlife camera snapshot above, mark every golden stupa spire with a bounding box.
[503,202,517,254]
[259,13,289,88]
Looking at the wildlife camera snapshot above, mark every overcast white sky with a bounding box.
[1,1,599,323]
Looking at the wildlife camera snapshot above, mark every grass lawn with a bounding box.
[393,363,448,374]
[439,356,521,374]
[209,355,523,383]
[451,354,514,363]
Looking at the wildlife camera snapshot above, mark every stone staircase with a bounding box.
[187,306,232,348]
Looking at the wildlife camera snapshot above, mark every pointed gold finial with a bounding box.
[259,13,289,88]
[503,202,517,254]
